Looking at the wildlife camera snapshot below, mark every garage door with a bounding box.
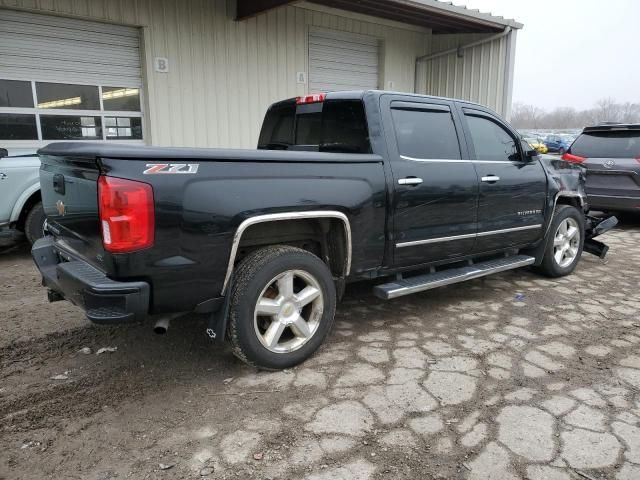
[0,10,144,144]
[308,28,380,93]
[0,9,142,86]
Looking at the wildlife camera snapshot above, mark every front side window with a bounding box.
[392,107,461,159]
[0,79,143,142]
[465,114,519,161]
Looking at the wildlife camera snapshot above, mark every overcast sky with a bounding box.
[459,0,639,111]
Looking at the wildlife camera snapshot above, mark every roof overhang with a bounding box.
[236,0,523,34]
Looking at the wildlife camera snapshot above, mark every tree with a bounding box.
[509,98,640,130]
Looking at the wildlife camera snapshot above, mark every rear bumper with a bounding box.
[588,194,640,212]
[31,236,149,324]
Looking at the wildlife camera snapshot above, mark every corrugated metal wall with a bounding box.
[0,0,429,148]
[416,32,510,116]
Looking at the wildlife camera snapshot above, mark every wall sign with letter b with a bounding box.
[154,57,169,73]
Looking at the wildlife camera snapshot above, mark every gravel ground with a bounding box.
[1,219,640,480]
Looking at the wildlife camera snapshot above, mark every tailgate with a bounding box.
[39,153,105,267]
[584,157,640,198]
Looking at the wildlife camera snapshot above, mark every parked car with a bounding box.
[31,91,616,370]
[545,134,573,155]
[562,123,640,213]
[0,148,46,244]
[524,137,549,154]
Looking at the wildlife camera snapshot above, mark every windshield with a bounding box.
[571,131,640,158]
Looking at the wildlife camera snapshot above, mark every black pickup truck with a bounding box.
[32,90,616,370]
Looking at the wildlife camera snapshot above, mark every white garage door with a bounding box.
[0,9,142,86]
[0,9,144,144]
[308,28,380,93]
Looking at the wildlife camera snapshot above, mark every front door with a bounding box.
[384,98,479,267]
[460,107,548,252]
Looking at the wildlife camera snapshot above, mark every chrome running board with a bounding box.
[374,255,535,300]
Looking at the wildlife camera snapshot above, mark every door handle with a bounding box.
[398,177,423,186]
[0,172,6,180]
[481,175,500,183]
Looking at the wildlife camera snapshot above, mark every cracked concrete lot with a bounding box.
[1,221,640,480]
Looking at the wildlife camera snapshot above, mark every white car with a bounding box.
[0,147,45,244]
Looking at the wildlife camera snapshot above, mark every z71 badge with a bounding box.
[143,163,200,175]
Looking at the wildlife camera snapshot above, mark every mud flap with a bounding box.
[583,215,618,260]
[206,274,233,344]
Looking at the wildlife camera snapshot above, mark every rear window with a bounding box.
[258,100,371,153]
[571,131,640,158]
[391,108,461,159]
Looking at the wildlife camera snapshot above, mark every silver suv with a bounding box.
[0,147,45,244]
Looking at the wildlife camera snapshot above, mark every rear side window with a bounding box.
[571,131,640,158]
[391,108,461,159]
[258,100,371,153]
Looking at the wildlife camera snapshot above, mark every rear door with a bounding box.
[569,129,640,203]
[460,107,547,252]
[382,96,479,267]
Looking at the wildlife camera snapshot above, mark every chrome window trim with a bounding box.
[396,224,542,249]
[588,194,640,199]
[221,211,352,295]
[400,155,524,165]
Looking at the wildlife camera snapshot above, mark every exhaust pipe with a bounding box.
[153,317,171,335]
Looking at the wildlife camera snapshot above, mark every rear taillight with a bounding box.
[561,152,587,164]
[296,93,326,105]
[98,176,154,253]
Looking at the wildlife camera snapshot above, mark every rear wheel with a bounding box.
[536,205,584,277]
[24,202,46,245]
[227,245,336,370]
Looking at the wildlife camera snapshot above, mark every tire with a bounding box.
[227,245,337,370]
[536,205,584,278]
[24,202,46,245]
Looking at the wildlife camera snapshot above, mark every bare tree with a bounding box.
[510,98,640,130]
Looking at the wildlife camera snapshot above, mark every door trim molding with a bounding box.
[396,224,542,248]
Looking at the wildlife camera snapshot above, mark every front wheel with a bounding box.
[227,245,337,370]
[536,205,584,277]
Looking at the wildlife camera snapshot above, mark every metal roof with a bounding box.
[237,0,523,33]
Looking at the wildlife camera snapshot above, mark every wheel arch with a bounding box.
[12,185,41,231]
[221,211,352,295]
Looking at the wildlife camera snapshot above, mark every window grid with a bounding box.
[0,80,144,143]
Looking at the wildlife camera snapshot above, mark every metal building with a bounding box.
[0,0,522,149]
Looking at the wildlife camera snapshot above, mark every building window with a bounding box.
[0,79,144,142]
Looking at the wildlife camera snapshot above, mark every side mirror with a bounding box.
[524,148,538,160]
[0,148,7,158]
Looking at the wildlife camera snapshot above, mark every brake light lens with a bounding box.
[296,93,326,105]
[561,152,587,164]
[98,176,154,253]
